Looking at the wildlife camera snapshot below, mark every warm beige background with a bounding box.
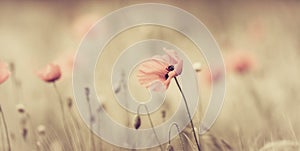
[0,1,300,150]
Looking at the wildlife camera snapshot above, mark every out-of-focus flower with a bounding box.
[137,48,183,91]
[37,64,61,82]
[227,51,256,74]
[0,61,11,84]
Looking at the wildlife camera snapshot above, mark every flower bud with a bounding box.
[133,115,141,129]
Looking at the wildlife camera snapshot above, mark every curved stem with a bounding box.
[174,77,201,151]
[137,104,163,151]
[0,105,11,151]
[182,133,197,150]
[168,122,185,151]
[53,83,74,151]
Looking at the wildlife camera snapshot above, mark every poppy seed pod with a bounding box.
[133,115,141,130]
[193,62,202,72]
[166,144,174,151]
[16,104,26,113]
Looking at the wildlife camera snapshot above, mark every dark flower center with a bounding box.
[165,74,169,80]
[165,65,174,79]
[167,65,174,71]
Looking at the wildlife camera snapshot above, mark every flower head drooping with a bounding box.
[37,64,61,82]
[133,114,141,129]
[136,48,201,151]
[137,48,183,91]
[0,61,11,84]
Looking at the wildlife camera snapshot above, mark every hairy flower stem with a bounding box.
[137,104,163,151]
[174,77,201,151]
[52,83,74,151]
[168,122,185,151]
[0,105,11,151]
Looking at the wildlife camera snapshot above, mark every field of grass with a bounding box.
[0,1,300,151]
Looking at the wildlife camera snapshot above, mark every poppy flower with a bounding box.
[137,48,183,92]
[0,61,10,84]
[37,64,61,82]
[227,51,256,74]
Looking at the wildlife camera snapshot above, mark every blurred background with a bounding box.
[0,1,300,150]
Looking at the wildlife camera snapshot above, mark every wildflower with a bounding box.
[137,48,183,91]
[133,114,141,129]
[227,51,256,74]
[0,61,10,84]
[37,64,61,82]
[136,49,201,150]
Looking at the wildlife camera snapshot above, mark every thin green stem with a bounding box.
[137,104,163,151]
[0,105,11,151]
[174,77,201,151]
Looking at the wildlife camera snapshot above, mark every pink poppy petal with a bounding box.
[0,62,10,84]
[37,64,61,83]
[137,58,169,88]
[136,48,184,92]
